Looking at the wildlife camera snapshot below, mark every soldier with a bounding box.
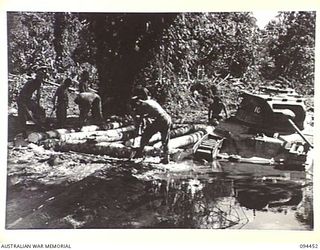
[131,91,172,164]
[16,68,46,130]
[74,92,103,126]
[208,95,228,125]
[131,86,152,133]
[79,70,90,93]
[52,78,72,127]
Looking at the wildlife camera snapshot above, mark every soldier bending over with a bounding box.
[131,91,172,164]
[74,92,103,126]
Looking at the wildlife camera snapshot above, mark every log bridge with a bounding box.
[26,121,209,159]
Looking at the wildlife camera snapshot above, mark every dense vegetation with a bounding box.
[7,11,315,116]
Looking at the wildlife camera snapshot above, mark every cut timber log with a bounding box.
[28,128,76,143]
[58,140,161,158]
[153,131,205,150]
[56,130,204,157]
[61,125,136,142]
[58,141,132,158]
[125,124,207,147]
[27,121,131,143]
[80,121,129,132]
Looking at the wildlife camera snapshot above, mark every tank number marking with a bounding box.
[254,106,261,113]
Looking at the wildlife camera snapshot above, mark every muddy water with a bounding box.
[6,155,313,230]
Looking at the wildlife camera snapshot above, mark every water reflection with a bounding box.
[6,159,313,230]
[146,175,245,228]
[144,160,313,229]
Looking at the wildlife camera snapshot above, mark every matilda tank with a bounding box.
[194,86,313,169]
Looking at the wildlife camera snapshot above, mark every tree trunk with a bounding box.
[53,12,65,71]
[89,14,177,115]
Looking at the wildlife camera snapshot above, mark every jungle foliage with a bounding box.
[7,11,316,115]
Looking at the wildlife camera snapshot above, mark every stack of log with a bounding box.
[26,121,208,159]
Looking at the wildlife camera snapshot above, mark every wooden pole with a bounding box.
[287,119,313,148]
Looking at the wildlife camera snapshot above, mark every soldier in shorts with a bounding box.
[16,68,46,130]
[52,78,72,127]
[74,92,103,126]
[131,90,172,164]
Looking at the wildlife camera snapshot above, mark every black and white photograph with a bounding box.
[1,0,319,248]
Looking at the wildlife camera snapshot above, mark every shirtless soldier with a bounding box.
[16,68,46,130]
[131,91,172,164]
[74,92,103,126]
[208,95,228,125]
[52,78,72,127]
[79,71,90,93]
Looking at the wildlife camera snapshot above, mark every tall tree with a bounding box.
[261,11,315,94]
[53,12,65,71]
[75,13,177,114]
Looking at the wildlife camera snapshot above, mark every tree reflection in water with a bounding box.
[148,175,249,228]
[147,163,312,229]
[5,159,313,229]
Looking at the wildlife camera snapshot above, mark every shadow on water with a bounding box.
[6,159,313,230]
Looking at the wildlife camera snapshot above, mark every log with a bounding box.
[80,121,129,132]
[61,125,136,142]
[86,132,135,143]
[58,140,161,158]
[125,124,207,147]
[56,131,204,158]
[58,141,132,158]
[27,121,131,143]
[79,125,100,132]
[153,130,205,150]
[28,128,76,143]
